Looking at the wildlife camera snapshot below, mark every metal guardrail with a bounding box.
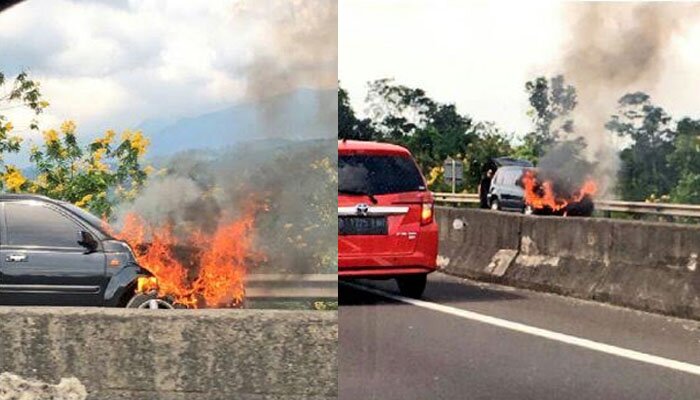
[433,192,700,219]
[245,274,337,299]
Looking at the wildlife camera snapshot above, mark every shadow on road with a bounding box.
[340,277,523,307]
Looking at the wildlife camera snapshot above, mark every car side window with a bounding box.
[4,202,83,248]
[508,171,519,186]
[501,171,511,185]
[493,171,502,185]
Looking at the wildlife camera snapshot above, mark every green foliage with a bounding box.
[0,69,152,216]
[338,84,375,140]
[361,79,476,178]
[463,122,514,191]
[365,78,438,140]
[0,70,49,169]
[607,92,677,201]
[338,85,355,139]
[668,118,700,203]
[26,123,152,218]
[343,76,698,205]
[313,301,338,311]
[522,75,577,163]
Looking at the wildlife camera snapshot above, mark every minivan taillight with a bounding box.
[421,202,434,225]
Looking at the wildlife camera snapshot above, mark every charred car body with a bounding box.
[488,165,596,217]
[0,194,154,307]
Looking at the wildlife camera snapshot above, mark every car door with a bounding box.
[0,200,108,306]
[512,169,527,210]
[499,170,518,210]
[488,170,502,205]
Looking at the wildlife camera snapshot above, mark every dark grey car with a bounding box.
[0,194,153,307]
[487,166,532,214]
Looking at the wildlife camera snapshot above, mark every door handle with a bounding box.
[6,254,28,262]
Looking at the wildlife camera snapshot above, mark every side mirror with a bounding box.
[77,230,99,253]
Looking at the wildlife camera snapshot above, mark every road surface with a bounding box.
[339,272,700,400]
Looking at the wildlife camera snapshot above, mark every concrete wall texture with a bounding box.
[437,207,700,320]
[0,308,338,400]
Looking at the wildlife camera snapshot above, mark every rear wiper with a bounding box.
[339,189,378,204]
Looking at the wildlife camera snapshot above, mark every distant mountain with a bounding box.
[140,88,336,157]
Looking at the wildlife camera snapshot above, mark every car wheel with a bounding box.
[396,274,428,299]
[125,292,175,309]
[490,199,500,211]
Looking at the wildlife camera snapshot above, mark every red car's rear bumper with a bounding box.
[339,266,435,278]
[339,222,438,278]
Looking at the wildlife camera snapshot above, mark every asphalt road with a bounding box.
[339,272,700,400]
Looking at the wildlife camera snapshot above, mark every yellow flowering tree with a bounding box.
[0,70,49,180]
[15,120,152,218]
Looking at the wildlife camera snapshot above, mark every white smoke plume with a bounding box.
[556,2,700,196]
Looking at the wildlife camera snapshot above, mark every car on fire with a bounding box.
[0,194,163,308]
[488,165,533,214]
[489,167,595,217]
[338,140,438,298]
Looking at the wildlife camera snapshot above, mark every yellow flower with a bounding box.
[426,166,443,186]
[75,194,93,208]
[60,120,76,135]
[36,173,48,186]
[3,122,13,132]
[95,130,115,146]
[43,129,59,143]
[93,147,107,162]
[38,100,50,109]
[126,130,149,156]
[3,168,27,192]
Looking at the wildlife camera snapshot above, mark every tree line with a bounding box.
[339,77,700,204]
[0,70,157,217]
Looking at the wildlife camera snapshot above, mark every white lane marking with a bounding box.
[343,281,700,377]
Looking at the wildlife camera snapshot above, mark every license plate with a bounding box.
[339,216,388,235]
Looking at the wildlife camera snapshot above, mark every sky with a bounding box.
[339,0,700,137]
[0,0,337,144]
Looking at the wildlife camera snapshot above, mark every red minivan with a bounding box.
[338,140,438,298]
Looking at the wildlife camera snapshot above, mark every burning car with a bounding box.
[487,165,532,213]
[520,169,597,217]
[488,167,597,217]
[108,203,264,309]
[0,194,161,308]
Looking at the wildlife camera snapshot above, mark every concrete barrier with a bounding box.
[437,207,521,280]
[437,207,700,320]
[0,308,337,400]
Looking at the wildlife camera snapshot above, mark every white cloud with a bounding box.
[0,0,335,140]
[340,0,700,136]
[41,76,131,125]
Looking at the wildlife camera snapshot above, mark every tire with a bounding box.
[396,274,428,299]
[490,198,500,211]
[125,292,174,309]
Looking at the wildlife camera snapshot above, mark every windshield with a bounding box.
[339,154,425,195]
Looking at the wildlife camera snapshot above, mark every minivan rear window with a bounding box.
[339,154,425,195]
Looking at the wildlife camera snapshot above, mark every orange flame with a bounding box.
[522,169,598,212]
[107,202,264,308]
[137,276,158,293]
